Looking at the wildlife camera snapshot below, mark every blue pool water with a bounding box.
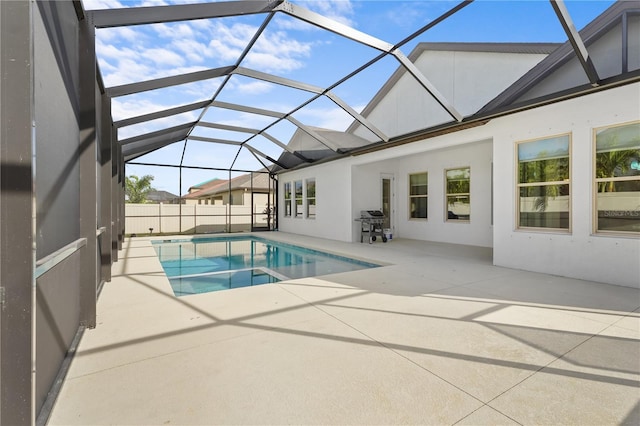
[152,236,379,296]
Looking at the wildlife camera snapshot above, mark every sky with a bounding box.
[81,0,617,195]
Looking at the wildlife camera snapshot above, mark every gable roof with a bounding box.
[479,1,640,114]
[338,1,640,158]
[146,190,179,203]
[183,172,272,199]
[346,42,560,135]
[188,178,224,192]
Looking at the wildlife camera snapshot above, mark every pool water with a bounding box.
[152,236,379,296]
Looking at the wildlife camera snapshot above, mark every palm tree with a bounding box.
[596,148,638,192]
[125,174,155,203]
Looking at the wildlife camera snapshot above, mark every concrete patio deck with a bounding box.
[46,233,639,425]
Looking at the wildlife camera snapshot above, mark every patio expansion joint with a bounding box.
[481,322,634,413]
[275,283,498,418]
[67,316,320,381]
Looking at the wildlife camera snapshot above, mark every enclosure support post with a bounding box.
[0,0,35,423]
[79,16,98,328]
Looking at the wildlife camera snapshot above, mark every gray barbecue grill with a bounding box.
[356,210,387,244]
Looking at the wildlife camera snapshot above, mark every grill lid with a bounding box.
[360,210,385,218]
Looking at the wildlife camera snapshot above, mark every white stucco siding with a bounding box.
[354,49,549,140]
[415,50,549,117]
[393,141,493,247]
[279,83,639,288]
[350,160,400,242]
[278,159,353,242]
[354,72,452,139]
[492,83,640,288]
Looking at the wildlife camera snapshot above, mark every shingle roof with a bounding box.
[183,172,271,199]
[479,1,639,114]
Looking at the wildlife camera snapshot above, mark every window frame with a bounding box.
[283,182,292,217]
[408,172,428,220]
[515,133,571,232]
[306,178,316,219]
[294,180,303,218]
[592,120,640,236]
[445,167,471,222]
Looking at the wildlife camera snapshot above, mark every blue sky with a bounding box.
[82,0,616,195]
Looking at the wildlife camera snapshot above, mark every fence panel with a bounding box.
[124,203,271,235]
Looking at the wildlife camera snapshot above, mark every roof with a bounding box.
[346,42,561,135]
[480,1,640,113]
[146,190,179,202]
[189,178,223,192]
[183,172,272,199]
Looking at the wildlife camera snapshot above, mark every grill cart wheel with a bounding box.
[382,236,388,243]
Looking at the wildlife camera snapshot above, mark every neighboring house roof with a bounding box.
[183,172,272,199]
[188,177,223,193]
[146,190,179,203]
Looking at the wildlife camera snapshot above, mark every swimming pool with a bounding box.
[152,236,379,296]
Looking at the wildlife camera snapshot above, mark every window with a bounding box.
[295,180,303,218]
[517,134,570,230]
[306,178,316,219]
[409,172,427,219]
[445,167,470,221]
[284,182,292,217]
[594,121,640,234]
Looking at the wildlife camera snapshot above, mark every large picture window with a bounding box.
[283,182,292,217]
[517,134,570,230]
[594,121,640,234]
[295,180,303,218]
[409,172,427,219]
[446,167,470,221]
[306,178,316,219]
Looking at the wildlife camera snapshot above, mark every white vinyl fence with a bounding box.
[125,203,273,235]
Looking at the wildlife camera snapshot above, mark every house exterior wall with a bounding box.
[389,140,493,247]
[280,132,495,247]
[279,83,639,288]
[492,83,640,288]
[278,159,353,241]
[353,50,548,140]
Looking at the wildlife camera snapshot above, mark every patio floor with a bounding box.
[46,233,639,425]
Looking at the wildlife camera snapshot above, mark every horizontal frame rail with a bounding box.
[35,238,87,279]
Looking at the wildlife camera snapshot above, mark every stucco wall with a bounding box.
[492,83,640,288]
[278,159,353,241]
[280,134,494,247]
[354,49,548,139]
[279,83,639,288]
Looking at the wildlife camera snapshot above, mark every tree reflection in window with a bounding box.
[446,167,470,221]
[595,121,640,234]
[517,135,570,230]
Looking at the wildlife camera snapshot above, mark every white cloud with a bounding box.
[244,29,312,72]
[281,0,356,28]
[141,48,185,67]
[172,39,209,63]
[233,80,273,95]
[306,0,355,27]
[296,104,355,131]
[97,27,141,42]
[152,22,195,39]
[81,0,125,10]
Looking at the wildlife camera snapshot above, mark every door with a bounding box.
[251,191,272,231]
[381,173,394,231]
